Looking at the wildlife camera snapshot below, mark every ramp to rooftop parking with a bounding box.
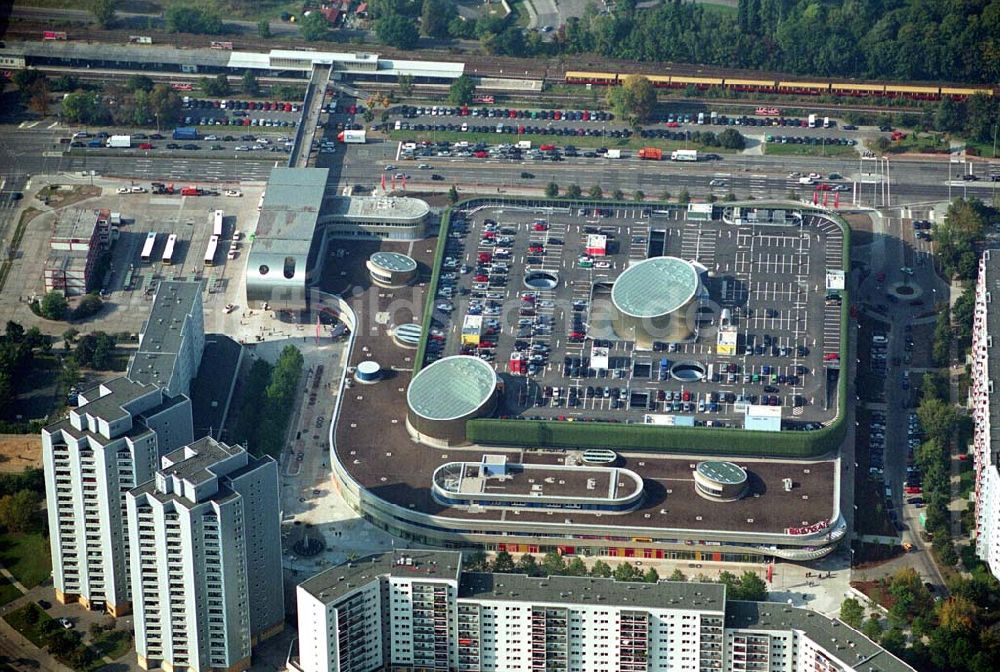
[289,63,333,168]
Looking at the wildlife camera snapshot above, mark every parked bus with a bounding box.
[212,209,224,237]
[140,232,157,263]
[161,234,177,265]
[204,235,219,267]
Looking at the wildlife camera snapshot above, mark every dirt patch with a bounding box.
[850,578,897,609]
[36,184,102,210]
[0,435,41,473]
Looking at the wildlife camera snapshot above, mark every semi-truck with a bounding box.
[671,149,698,162]
[808,114,817,128]
[106,135,131,148]
[172,127,198,140]
[337,129,366,144]
[180,186,202,196]
[638,147,662,160]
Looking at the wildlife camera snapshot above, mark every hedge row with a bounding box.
[412,207,453,374]
[467,416,845,458]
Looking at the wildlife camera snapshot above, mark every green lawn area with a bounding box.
[0,532,51,589]
[763,142,858,157]
[3,603,53,649]
[965,138,1000,159]
[886,132,951,155]
[386,129,740,154]
[91,628,133,661]
[0,577,23,607]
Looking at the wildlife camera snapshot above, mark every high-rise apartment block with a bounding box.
[296,551,913,672]
[127,437,284,672]
[972,250,1000,577]
[43,281,203,615]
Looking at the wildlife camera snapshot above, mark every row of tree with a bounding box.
[464,550,767,600]
[0,322,48,422]
[933,198,994,281]
[231,345,304,457]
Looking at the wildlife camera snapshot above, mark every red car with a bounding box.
[539,144,557,152]
[533,223,548,231]
[682,390,691,402]
[816,183,833,191]
[665,121,680,128]
[568,331,585,341]
[904,486,922,494]
[553,111,562,120]
[528,245,544,253]
[823,353,840,361]
[474,274,489,282]
[478,252,492,262]
[473,150,489,158]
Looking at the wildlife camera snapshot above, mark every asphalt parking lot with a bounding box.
[426,204,844,428]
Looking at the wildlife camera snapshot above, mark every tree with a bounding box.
[448,75,475,106]
[62,328,79,351]
[258,19,272,39]
[917,396,959,443]
[200,74,231,98]
[91,0,116,27]
[677,189,691,204]
[0,490,38,532]
[612,189,625,200]
[27,81,50,117]
[51,75,80,93]
[541,551,565,576]
[606,75,657,124]
[588,185,603,199]
[40,291,68,321]
[126,75,154,93]
[448,16,476,39]
[880,627,905,653]
[464,549,488,571]
[613,562,639,582]
[590,560,612,578]
[545,182,559,198]
[242,70,260,96]
[397,75,414,97]
[723,192,738,202]
[659,190,671,201]
[565,557,588,576]
[421,0,452,38]
[149,84,183,126]
[300,12,329,42]
[376,14,420,50]
[72,294,103,321]
[939,595,978,633]
[718,128,746,150]
[633,190,645,201]
[516,553,540,576]
[60,360,80,394]
[861,614,883,641]
[566,184,582,199]
[448,185,459,204]
[840,597,865,629]
[492,551,515,573]
[165,5,222,34]
[13,70,47,93]
[643,567,660,583]
[668,568,686,582]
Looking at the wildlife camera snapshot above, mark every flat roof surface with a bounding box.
[299,551,463,604]
[160,436,242,487]
[407,356,498,421]
[8,40,231,68]
[251,167,330,256]
[436,462,642,501]
[127,281,201,390]
[460,573,726,611]
[725,601,915,672]
[370,251,417,272]
[984,252,1000,470]
[611,256,699,317]
[326,238,837,536]
[323,195,430,222]
[697,461,747,485]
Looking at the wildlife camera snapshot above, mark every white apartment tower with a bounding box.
[43,281,204,615]
[972,250,1000,577]
[296,551,914,672]
[126,437,284,672]
[43,378,193,615]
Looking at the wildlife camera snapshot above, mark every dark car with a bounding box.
[431,174,445,181]
[182,143,200,150]
[166,143,180,149]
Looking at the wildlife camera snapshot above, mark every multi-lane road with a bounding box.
[4,118,1000,210]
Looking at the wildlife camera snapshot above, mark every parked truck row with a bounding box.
[638,148,699,161]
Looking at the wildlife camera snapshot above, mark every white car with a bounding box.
[709,179,726,187]
[807,172,822,179]
[130,186,146,193]
[224,189,243,197]
[595,261,612,269]
[117,186,130,194]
